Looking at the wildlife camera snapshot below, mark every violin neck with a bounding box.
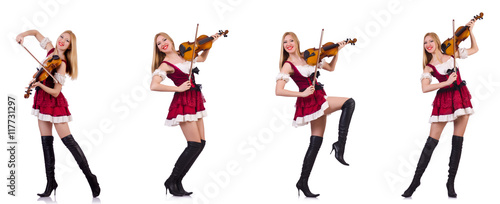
[455,26,469,37]
[198,36,214,45]
[323,43,339,51]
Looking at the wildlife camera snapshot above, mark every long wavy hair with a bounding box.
[58,30,78,79]
[279,32,301,70]
[151,32,176,73]
[422,32,442,69]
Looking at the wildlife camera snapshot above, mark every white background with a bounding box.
[1,0,499,204]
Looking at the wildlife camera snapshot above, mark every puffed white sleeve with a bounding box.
[420,72,432,82]
[40,37,51,49]
[276,73,290,83]
[152,69,167,81]
[319,57,328,69]
[54,72,66,85]
[458,48,468,59]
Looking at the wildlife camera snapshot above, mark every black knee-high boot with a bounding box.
[296,136,323,197]
[165,141,203,196]
[447,135,463,198]
[177,139,206,195]
[61,134,100,197]
[38,136,58,197]
[402,136,439,197]
[331,98,355,166]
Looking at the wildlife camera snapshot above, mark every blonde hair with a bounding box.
[151,32,176,73]
[279,32,301,70]
[59,30,78,79]
[422,32,442,69]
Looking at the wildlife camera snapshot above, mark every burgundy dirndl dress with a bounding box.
[156,61,206,126]
[31,48,72,123]
[427,57,473,123]
[284,61,329,127]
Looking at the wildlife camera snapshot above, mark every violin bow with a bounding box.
[453,19,457,72]
[188,24,199,82]
[18,42,60,84]
[312,29,324,85]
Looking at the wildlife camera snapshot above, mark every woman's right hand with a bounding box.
[176,81,191,92]
[301,85,315,97]
[16,34,25,44]
[446,72,457,85]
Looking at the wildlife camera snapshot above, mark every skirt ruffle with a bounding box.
[165,89,206,126]
[430,85,473,123]
[32,89,72,123]
[293,90,329,127]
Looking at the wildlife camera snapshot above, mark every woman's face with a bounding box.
[283,34,297,54]
[156,35,173,53]
[56,33,71,51]
[424,35,437,54]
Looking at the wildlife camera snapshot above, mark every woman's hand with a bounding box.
[211,33,221,42]
[337,40,347,50]
[301,85,315,97]
[176,81,191,92]
[467,19,476,32]
[16,34,25,44]
[446,72,457,85]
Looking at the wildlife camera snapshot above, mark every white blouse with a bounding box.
[152,58,198,81]
[421,48,468,81]
[276,58,327,83]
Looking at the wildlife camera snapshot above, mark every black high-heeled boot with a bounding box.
[61,134,100,198]
[331,98,355,166]
[38,136,58,197]
[177,139,206,195]
[402,136,439,197]
[165,141,203,196]
[447,135,463,198]
[296,136,322,197]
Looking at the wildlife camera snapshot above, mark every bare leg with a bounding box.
[53,123,71,139]
[429,122,447,140]
[323,97,349,115]
[310,115,326,137]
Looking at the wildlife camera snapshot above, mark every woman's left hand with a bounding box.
[211,33,221,42]
[337,41,347,50]
[467,19,476,32]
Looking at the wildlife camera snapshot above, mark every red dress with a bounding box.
[31,49,72,123]
[286,61,329,127]
[160,61,206,126]
[427,57,473,123]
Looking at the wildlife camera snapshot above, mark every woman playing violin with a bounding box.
[150,31,220,196]
[402,19,478,198]
[16,30,100,197]
[275,32,356,197]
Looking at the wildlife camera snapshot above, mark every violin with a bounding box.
[178,30,229,61]
[19,42,61,98]
[303,38,357,66]
[441,12,483,55]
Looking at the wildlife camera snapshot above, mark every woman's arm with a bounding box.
[32,63,66,98]
[321,41,347,72]
[196,33,221,62]
[16,30,54,51]
[275,63,313,97]
[150,64,190,92]
[421,66,457,93]
[456,20,478,58]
